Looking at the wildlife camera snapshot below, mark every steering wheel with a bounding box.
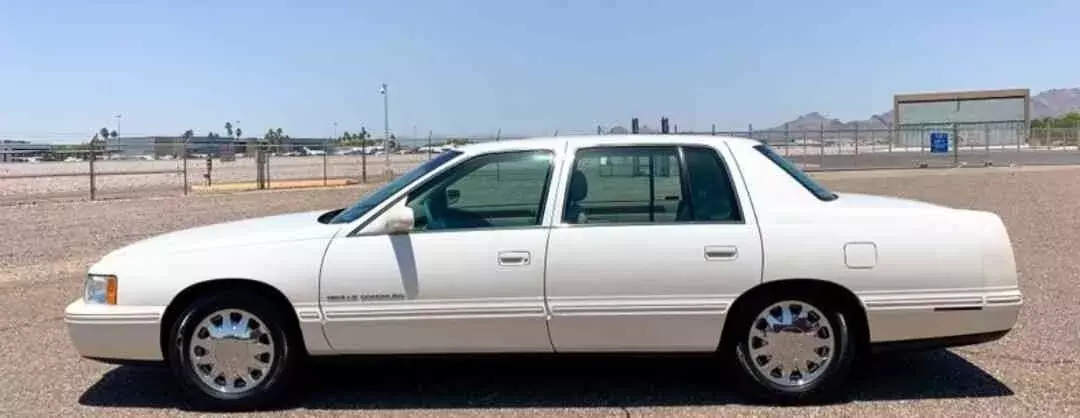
[420,187,493,230]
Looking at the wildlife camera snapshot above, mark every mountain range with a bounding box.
[764,87,1080,133]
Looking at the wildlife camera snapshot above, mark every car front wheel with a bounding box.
[166,291,300,411]
[728,293,856,404]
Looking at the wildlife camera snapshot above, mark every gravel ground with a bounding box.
[1,166,1078,417]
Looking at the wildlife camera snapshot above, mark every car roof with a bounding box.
[454,134,763,155]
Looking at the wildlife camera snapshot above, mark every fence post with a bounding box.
[323,139,329,186]
[854,123,859,168]
[711,124,716,136]
[1020,122,1025,151]
[88,142,96,200]
[802,130,808,168]
[888,125,894,153]
[819,122,825,168]
[254,145,263,190]
[361,143,367,184]
[952,123,959,166]
[1045,121,1050,148]
[265,145,272,189]
[427,131,433,160]
[182,141,189,195]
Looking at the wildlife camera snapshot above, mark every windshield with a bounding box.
[753,144,838,201]
[328,150,463,224]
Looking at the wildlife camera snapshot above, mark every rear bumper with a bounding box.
[64,299,164,362]
[864,288,1021,347]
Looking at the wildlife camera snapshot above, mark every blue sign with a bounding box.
[930,132,949,153]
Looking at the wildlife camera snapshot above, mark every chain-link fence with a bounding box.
[3,122,1080,204]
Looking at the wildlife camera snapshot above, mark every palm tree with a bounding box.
[235,127,242,140]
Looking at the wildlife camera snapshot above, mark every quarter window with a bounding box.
[681,146,744,222]
[406,150,554,231]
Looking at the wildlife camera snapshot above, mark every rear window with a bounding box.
[753,145,837,201]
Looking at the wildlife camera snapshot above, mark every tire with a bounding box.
[725,290,857,405]
[166,291,301,411]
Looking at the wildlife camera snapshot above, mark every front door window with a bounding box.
[405,150,555,231]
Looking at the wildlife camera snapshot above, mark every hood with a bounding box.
[108,209,345,258]
[831,192,948,210]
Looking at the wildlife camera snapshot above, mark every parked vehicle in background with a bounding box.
[64,134,1021,410]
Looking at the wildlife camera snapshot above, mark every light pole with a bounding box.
[380,82,390,177]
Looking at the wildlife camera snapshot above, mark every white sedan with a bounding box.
[65,134,1021,410]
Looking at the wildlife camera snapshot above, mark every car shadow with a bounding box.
[78,349,1013,411]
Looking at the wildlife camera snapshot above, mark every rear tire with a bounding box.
[725,290,857,404]
[166,291,300,411]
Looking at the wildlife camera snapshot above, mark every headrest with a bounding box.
[568,169,588,202]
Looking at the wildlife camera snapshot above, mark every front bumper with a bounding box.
[64,299,165,362]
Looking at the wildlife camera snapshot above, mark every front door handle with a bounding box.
[498,250,531,266]
[704,245,738,260]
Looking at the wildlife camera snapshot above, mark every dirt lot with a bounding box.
[0,166,1077,417]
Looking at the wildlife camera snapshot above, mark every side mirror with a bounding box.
[446,189,460,205]
[384,206,415,234]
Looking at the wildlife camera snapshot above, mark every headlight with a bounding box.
[84,274,117,304]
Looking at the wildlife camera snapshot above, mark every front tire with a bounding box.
[166,291,300,411]
[727,292,857,404]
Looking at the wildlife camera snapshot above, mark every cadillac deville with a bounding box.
[64,134,1021,410]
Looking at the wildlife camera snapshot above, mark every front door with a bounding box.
[545,144,764,352]
[319,149,559,354]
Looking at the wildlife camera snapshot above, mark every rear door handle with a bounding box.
[704,245,738,260]
[498,250,531,266]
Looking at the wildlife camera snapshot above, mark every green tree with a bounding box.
[338,127,370,147]
[181,130,194,157]
[225,122,233,138]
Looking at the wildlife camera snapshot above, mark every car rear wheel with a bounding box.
[727,292,856,404]
[166,291,300,411]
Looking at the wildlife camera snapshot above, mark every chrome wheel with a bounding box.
[747,300,835,388]
[188,309,275,394]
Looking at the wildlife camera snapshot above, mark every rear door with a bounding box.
[544,142,764,352]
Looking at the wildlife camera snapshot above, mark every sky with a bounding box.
[1,0,1079,143]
